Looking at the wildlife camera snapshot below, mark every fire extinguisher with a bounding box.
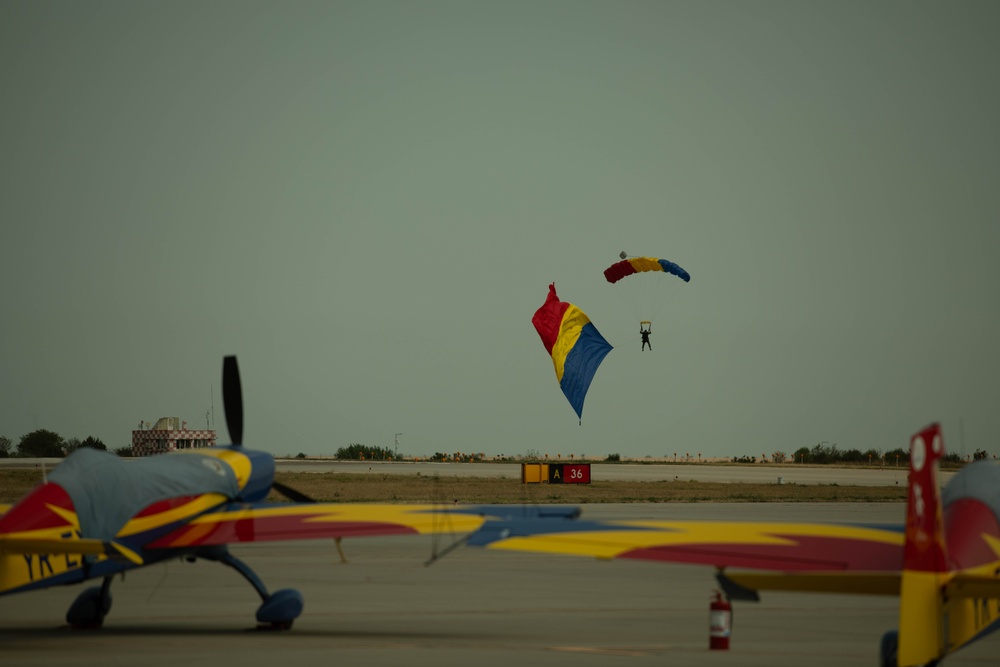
[709,590,732,650]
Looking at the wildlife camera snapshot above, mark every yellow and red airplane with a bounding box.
[0,356,577,629]
[470,424,1000,667]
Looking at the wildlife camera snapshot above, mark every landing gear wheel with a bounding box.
[255,588,303,629]
[66,581,113,629]
[879,630,898,667]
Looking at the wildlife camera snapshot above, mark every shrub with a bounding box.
[335,443,399,461]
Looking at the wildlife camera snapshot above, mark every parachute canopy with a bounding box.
[532,283,613,423]
[603,254,690,327]
[603,256,691,284]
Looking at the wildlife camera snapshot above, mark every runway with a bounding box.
[1,504,994,666]
[2,458,934,486]
[273,460,925,487]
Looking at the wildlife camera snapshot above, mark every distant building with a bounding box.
[132,417,216,456]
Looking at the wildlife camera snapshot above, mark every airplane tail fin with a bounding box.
[898,422,949,666]
[0,481,90,596]
[903,423,948,574]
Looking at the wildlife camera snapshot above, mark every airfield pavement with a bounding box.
[2,458,932,487]
[1,503,995,667]
[276,459,929,487]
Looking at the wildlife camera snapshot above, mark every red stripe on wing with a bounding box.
[135,495,205,517]
[618,534,903,572]
[945,498,1000,569]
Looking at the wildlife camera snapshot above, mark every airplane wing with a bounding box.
[147,502,579,549]
[0,535,144,564]
[719,571,900,597]
[469,517,905,576]
[945,571,1000,599]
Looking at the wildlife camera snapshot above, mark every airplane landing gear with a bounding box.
[199,545,304,629]
[66,576,113,628]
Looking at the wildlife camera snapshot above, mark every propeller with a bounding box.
[222,355,317,504]
[272,481,316,503]
[222,355,243,447]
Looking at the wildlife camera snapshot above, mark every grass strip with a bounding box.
[0,469,907,506]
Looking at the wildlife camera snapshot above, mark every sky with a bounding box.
[1,1,998,460]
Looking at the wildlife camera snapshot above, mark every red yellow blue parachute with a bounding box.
[603,253,690,328]
[603,255,691,284]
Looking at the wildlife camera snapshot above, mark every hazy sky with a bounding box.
[2,1,997,460]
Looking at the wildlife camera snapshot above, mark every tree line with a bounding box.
[2,432,990,464]
[0,429,128,458]
[786,442,989,465]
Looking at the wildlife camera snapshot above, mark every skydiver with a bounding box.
[640,325,651,351]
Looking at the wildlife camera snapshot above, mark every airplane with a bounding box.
[469,423,1000,667]
[0,356,578,629]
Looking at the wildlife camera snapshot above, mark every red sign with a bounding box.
[549,463,591,484]
[564,463,590,484]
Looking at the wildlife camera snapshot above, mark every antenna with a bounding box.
[210,383,215,428]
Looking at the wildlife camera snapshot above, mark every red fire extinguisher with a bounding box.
[709,590,732,650]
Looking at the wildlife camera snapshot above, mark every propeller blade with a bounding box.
[222,355,244,446]
[272,481,316,503]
